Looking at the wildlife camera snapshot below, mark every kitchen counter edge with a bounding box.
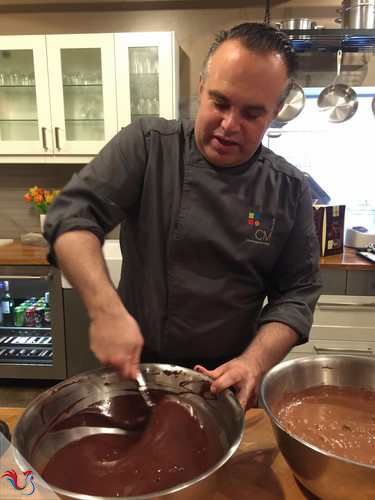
[0,240,374,270]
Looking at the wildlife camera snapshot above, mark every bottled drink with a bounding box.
[0,281,3,325]
[44,292,51,326]
[2,281,14,327]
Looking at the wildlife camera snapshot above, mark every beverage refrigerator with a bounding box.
[0,265,66,379]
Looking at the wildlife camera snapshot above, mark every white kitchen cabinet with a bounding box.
[284,294,375,361]
[0,34,117,158]
[46,34,118,155]
[115,32,179,128]
[0,36,51,155]
[0,32,179,162]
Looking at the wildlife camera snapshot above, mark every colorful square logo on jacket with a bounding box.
[248,212,261,226]
[246,209,275,246]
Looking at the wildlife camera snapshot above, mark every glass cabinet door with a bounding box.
[115,32,179,129]
[0,268,66,380]
[46,34,118,155]
[0,35,52,155]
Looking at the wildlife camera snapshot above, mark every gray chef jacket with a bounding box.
[45,117,323,359]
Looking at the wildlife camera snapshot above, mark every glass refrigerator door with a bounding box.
[46,34,118,155]
[115,32,179,129]
[0,35,53,154]
[0,267,66,379]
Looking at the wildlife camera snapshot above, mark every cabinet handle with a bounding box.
[41,127,48,150]
[314,346,374,357]
[318,301,375,308]
[0,275,52,281]
[54,127,61,150]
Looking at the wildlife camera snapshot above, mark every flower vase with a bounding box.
[40,214,46,234]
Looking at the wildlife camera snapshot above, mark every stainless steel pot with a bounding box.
[335,0,375,28]
[259,355,375,500]
[12,364,245,500]
[275,18,317,30]
[274,18,320,39]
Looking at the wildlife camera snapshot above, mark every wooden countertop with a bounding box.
[320,247,375,271]
[0,239,374,271]
[0,239,49,266]
[0,407,312,499]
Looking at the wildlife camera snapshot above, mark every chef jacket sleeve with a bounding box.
[44,120,148,266]
[258,177,323,343]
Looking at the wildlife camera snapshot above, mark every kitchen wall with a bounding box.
[0,0,375,238]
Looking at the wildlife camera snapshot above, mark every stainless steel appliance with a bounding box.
[0,266,66,379]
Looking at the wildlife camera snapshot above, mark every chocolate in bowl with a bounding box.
[260,355,375,500]
[12,364,244,500]
[272,384,375,466]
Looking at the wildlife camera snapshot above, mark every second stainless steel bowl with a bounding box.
[260,355,375,500]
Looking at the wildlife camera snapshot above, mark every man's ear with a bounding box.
[198,73,204,95]
[272,101,285,121]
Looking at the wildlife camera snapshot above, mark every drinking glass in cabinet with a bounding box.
[0,50,39,141]
[60,48,105,141]
[9,71,21,86]
[0,71,9,85]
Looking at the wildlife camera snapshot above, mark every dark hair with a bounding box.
[202,22,299,105]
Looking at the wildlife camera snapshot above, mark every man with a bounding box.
[44,23,322,410]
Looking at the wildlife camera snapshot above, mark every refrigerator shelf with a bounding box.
[0,325,51,331]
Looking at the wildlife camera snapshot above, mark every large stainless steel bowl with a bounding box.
[12,364,244,500]
[259,355,375,500]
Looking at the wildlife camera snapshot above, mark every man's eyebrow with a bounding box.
[208,90,229,102]
[208,90,267,113]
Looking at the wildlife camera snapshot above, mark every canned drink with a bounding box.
[25,308,36,327]
[35,307,44,327]
[14,307,24,327]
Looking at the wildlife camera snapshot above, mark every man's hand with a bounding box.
[195,322,299,411]
[89,307,144,380]
[195,355,259,411]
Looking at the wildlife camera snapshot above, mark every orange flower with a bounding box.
[24,185,60,214]
[44,192,54,203]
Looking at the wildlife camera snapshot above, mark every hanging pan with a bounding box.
[317,49,358,123]
[273,82,305,123]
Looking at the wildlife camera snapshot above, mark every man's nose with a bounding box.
[221,111,240,134]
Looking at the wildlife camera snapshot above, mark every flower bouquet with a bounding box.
[23,186,60,215]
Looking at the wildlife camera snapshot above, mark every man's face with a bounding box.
[195,40,288,167]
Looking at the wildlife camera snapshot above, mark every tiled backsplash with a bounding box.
[0,163,120,240]
[0,164,79,239]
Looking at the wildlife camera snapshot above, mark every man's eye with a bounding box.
[245,112,260,120]
[214,101,227,110]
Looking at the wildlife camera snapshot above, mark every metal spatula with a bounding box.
[136,371,155,408]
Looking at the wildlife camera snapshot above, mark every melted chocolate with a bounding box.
[42,391,224,496]
[272,385,375,466]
